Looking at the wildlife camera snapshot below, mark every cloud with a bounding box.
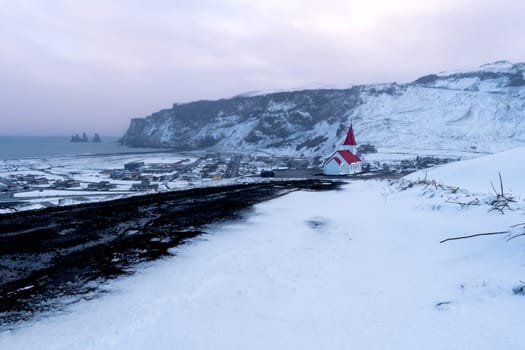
[0,0,524,135]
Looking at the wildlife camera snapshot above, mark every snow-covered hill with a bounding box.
[3,148,525,349]
[121,60,525,159]
[407,146,525,197]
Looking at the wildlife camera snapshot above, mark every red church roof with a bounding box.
[337,150,361,164]
[333,157,342,165]
[343,124,357,146]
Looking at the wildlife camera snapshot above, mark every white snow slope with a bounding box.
[1,149,525,349]
[407,146,525,198]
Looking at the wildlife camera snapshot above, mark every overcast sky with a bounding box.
[1,0,524,136]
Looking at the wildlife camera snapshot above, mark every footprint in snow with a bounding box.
[306,217,328,231]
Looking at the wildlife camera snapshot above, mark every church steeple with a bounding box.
[342,123,357,153]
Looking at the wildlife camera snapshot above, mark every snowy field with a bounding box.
[1,148,525,349]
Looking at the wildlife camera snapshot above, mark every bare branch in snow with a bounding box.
[440,231,508,243]
[507,232,525,241]
[445,198,480,208]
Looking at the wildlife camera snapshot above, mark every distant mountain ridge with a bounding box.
[120,60,525,158]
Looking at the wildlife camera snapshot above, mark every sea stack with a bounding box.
[70,132,91,142]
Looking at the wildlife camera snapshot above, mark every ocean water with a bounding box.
[0,136,159,160]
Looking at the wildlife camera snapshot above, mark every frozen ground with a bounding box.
[1,148,525,349]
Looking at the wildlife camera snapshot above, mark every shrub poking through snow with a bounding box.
[398,172,519,214]
[489,172,516,214]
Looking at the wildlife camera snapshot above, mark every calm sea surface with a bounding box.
[0,136,160,160]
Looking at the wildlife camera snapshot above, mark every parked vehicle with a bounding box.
[259,170,275,178]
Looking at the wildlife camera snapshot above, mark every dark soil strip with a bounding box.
[0,179,342,325]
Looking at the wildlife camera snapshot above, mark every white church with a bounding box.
[322,123,363,175]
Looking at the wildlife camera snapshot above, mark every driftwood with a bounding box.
[440,231,508,243]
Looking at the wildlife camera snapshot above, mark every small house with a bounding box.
[87,181,117,191]
[124,161,145,171]
[131,180,158,191]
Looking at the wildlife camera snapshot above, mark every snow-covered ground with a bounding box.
[406,146,525,198]
[1,148,525,349]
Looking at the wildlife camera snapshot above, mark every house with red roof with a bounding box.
[323,124,363,175]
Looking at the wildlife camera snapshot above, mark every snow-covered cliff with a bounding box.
[121,61,525,158]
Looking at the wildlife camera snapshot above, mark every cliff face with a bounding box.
[121,61,525,158]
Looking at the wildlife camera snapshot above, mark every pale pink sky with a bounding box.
[1,0,524,136]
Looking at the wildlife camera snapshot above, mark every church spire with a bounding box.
[343,123,357,146]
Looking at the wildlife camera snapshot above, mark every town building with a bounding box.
[53,179,81,189]
[87,181,117,191]
[131,180,158,191]
[124,161,145,171]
